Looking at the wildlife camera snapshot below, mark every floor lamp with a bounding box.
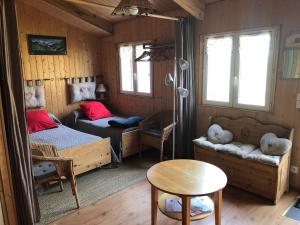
[165,57,189,159]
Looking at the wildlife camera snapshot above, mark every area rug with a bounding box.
[36,154,157,225]
[283,196,300,222]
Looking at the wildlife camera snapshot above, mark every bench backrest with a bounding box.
[209,116,294,146]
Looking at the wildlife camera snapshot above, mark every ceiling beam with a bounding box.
[145,14,179,21]
[173,0,205,20]
[63,0,115,9]
[43,0,113,34]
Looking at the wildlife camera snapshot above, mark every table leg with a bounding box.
[182,196,191,225]
[151,185,158,225]
[214,190,223,225]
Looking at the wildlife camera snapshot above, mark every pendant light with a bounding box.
[112,0,156,16]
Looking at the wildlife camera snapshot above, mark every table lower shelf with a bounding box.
[157,193,214,221]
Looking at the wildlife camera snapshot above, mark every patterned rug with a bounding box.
[36,153,158,225]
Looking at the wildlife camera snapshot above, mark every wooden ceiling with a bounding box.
[19,0,223,36]
[66,0,181,23]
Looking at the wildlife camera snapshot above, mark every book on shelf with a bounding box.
[165,196,214,216]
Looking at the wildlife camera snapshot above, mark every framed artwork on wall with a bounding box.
[27,35,67,55]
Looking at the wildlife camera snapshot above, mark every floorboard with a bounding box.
[50,179,299,225]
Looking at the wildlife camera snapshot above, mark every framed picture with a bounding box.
[27,35,67,55]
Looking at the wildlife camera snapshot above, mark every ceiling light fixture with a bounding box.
[112,0,156,16]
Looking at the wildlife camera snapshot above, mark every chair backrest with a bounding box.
[209,116,294,146]
[142,110,173,129]
[30,142,59,157]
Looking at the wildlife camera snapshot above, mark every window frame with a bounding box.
[118,42,153,97]
[202,26,280,112]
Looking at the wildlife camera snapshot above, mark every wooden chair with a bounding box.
[139,110,176,161]
[31,142,80,208]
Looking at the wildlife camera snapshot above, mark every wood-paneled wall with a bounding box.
[16,1,101,119]
[99,12,186,117]
[196,0,300,189]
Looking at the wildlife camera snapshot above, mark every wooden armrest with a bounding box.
[161,123,176,140]
[163,123,176,132]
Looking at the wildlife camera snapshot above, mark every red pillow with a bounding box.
[26,109,58,134]
[80,101,112,120]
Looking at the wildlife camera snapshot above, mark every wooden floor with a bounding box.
[50,179,299,225]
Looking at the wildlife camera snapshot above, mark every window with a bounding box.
[203,27,279,111]
[119,43,152,95]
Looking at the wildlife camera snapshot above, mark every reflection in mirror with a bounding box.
[283,48,300,79]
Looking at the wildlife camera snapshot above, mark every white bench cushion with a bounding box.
[217,142,256,158]
[244,148,281,166]
[193,136,223,151]
[193,137,255,158]
[194,137,281,165]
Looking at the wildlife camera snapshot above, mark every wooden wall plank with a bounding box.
[16,1,101,119]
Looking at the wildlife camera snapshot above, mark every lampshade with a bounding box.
[96,84,107,93]
[177,87,189,98]
[179,58,189,71]
[164,73,174,86]
[112,0,156,16]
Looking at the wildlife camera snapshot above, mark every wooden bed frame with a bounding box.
[64,76,140,159]
[59,137,111,175]
[121,129,139,158]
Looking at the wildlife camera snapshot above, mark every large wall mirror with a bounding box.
[283,33,300,79]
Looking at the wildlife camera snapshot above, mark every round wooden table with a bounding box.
[147,160,227,225]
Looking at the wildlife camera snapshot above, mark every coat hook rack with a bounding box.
[135,41,175,62]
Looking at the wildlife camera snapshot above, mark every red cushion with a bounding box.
[80,101,112,120]
[26,109,58,134]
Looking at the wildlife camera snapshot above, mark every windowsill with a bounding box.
[199,103,274,114]
[119,91,153,98]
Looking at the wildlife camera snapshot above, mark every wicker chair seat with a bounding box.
[33,161,56,177]
[141,129,161,137]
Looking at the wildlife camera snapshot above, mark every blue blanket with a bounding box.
[108,116,144,128]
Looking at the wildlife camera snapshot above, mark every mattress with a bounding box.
[77,116,137,157]
[29,124,102,151]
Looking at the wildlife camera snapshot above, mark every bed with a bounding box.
[65,110,140,159]
[30,122,112,176]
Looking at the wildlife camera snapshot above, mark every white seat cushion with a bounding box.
[33,162,56,178]
[244,148,281,166]
[193,136,223,151]
[217,142,256,158]
[193,137,255,159]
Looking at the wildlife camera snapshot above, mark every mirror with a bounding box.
[283,48,300,79]
[283,33,300,79]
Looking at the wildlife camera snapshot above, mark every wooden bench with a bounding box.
[194,116,294,204]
